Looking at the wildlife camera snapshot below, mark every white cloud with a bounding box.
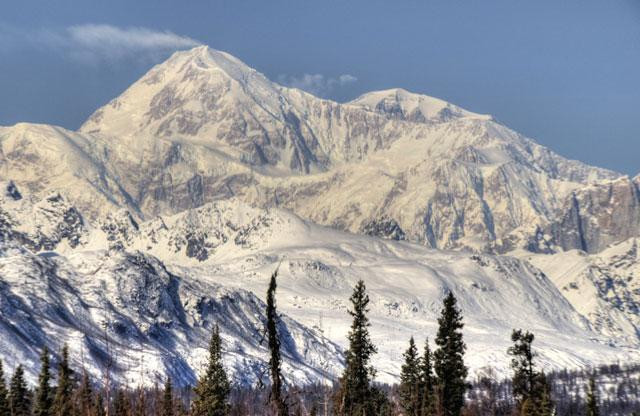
[63,24,200,62]
[278,73,358,97]
[1,23,200,64]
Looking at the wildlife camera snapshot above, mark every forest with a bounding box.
[0,271,637,416]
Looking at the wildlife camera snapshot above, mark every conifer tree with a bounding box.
[113,389,129,416]
[162,377,174,416]
[508,330,554,415]
[93,393,106,416]
[9,365,31,416]
[520,398,535,416]
[336,280,380,416]
[78,370,93,416]
[192,324,231,416]
[419,338,436,416]
[399,337,421,416]
[537,377,554,416]
[585,374,599,416]
[134,387,146,416]
[265,269,288,416]
[508,330,537,404]
[433,292,468,416]
[53,344,74,416]
[0,360,9,416]
[34,347,54,416]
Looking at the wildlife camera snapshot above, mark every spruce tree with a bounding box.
[53,344,74,416]
[93,393,106,416]
[134,387,146,416]
[537,377,554,416]
[34,347,54,416]
[192,324,231,416]
[585,374,599,416]
[9,365,31,416]
[78,370,93,416]
[433,292,468,416]
[162,377,174,416]
[399,337,421,416]
[520,398,535,416]
[508,329,537,404]
[336,280,379,416]
[419,338,436,416]
[0,360,9,416]
[113,389,129,416]
[265,269,288,416]
[508,330,554,415]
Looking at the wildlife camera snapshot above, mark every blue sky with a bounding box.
[1,0,639,174]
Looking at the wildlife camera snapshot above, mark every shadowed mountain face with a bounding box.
[2,46,634,253]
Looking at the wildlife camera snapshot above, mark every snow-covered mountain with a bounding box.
[2,45,632,253]
[1,184,638,386]
[1,45,639,386]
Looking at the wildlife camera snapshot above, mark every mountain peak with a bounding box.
[79,44,281,139]
[349,88,490,123]
[165,45,255,80]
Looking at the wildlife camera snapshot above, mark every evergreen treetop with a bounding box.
[34,347,54,416]
[93,392,106,416]
[508,330,555,415]
[508,329,537,403]
[399,336,421,416]
[53,344,74,416]
[336,279,381,416]
[78,369,94,416]
[419,338,436,416]
[433,292,468,416]
[162,377,174,416]
[265,269,288,416]
[192,324,231,416]
[9,365,31,416]
[0,360,9,416]
[113,388,130,416]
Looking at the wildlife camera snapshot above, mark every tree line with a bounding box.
[0,270,625,415]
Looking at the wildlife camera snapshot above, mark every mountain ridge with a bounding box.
[1,183,638,386]
[3,45,632,253]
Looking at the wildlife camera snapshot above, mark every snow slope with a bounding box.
[1,184,637,386]
[519,238,640,345]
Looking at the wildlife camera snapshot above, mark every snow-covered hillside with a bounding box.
[2,45,632,253]
[1,184,638,386]
[0,184,343,386]
[519,238,640,345]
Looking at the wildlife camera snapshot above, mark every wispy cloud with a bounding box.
[278,73,358,97]
[1,23,200,64]
[62,24,201,62]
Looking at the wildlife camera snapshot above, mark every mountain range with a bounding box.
[0,45,638,385]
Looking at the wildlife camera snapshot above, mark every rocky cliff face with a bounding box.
[548,176,640,253]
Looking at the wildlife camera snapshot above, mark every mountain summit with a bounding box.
[349,87,489,123]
